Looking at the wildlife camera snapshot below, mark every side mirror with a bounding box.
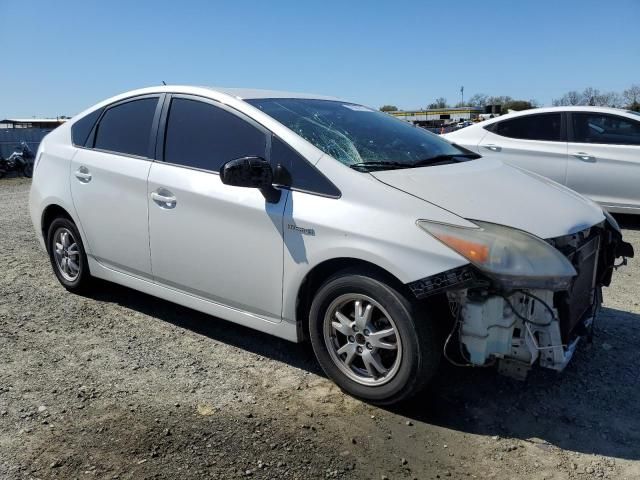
[219,156,273,189]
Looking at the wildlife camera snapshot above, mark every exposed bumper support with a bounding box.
[410,220,632,379]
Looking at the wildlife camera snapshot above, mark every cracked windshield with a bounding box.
[248,98,472,170]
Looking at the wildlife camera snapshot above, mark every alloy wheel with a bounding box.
[52,227,81,282]
[323,293,402,386]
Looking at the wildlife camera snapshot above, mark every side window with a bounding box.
[164,98,266,171]
[71,107,103,147]
[271,136,340,197]
[94,97,158,157]
[493,113,563,141]
[572,113,640,145]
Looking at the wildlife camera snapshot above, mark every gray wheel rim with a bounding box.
[53,227,80,282]
[323,293,403,386]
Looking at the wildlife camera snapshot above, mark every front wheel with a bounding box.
[309,270,440,405]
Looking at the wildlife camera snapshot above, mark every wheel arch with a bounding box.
[41,204,75,251]
[294,257,411,342]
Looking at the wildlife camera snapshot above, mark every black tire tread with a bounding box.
[46,217,93,293]
[309,267,440,405]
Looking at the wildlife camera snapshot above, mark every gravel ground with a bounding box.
[1,176,639,480]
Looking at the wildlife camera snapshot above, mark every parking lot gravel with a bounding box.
[1,176,639,479]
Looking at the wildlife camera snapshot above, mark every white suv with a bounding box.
[29,86,633,404]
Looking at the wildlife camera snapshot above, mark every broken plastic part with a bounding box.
[417,220,577,290]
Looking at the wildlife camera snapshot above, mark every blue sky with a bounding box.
[1,0,638,118]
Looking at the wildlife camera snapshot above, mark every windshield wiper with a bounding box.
[349,161,411,172]
[411,153,481,168]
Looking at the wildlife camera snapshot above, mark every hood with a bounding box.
[370,158,605,239]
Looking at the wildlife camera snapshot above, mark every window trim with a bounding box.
[156,93,270,174]
[155,93,341,199]
[71,107,104,147]
[268,134,341,199]
[485,111,567,142]
[567,111,640,146]
[84,94,164,160]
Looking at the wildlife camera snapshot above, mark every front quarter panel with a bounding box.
[281,155,472,325]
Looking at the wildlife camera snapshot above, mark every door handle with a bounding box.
[481,144,502,152]
[74,166,92,183]
[572,152,596,162]
[151,189,177,209]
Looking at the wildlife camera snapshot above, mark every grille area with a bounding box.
[552,229,601,342]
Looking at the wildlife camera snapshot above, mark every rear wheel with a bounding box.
[309,270,440,405]
[46,217,92,292]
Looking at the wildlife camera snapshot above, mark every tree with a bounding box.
[552,90,583,106]
[503,100,534,111]
[553,87,622,107]
[623,84,640,111]
[467,93,489,107]
[428,97,448,109]
[598,91,622,107]
[379,105,398,112]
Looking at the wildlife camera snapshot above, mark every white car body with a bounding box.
[444,106,640,213]
[29,86,632,401]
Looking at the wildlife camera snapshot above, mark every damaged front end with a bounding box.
[410,217,634,379]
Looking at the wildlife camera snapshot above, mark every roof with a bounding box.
[394,107,484,114]
[2,118,67,124]
[478,105,638,125]
[508,106,631,114]
[205,86,343,101]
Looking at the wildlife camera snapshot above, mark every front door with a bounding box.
[147,95,287,321]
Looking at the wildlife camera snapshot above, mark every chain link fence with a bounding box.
[0,128,53,158]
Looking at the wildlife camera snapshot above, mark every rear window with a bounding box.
[71,108,103,147]
[491,113,563,141]
[93,97,158,157]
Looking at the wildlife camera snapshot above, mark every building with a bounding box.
[0,118,67,158]
[389,107,484,129]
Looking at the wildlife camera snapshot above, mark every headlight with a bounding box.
[417,220,576,290]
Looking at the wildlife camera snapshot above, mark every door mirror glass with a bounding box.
[219,156,273,188]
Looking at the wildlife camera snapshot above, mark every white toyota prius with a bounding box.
[29,86,633,404]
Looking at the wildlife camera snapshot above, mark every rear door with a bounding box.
[478,112,569,184]
[566,111,640,211]
[70,95,162,278]
[147,95,287,321]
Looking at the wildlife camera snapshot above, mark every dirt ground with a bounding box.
[1,176,639,480]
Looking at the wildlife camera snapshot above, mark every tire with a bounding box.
[309,269,440,405]
[46,217,92,292]
[22,161,33,178]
